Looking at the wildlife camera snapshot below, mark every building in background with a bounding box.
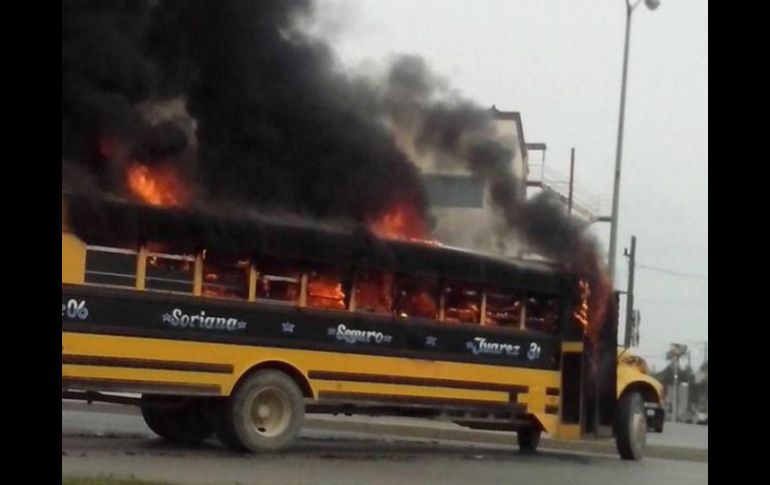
[415,106,600,261]
[416,107,532,258]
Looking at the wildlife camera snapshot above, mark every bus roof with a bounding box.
[64,193,570,294]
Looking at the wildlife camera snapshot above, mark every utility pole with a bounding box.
[567,148,575,215]
[704,341,708,413]
[672,353,679,423]
[623,236,636,347]
[669,343,688,423]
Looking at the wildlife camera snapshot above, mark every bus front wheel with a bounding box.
[517,426,541,453]
[219,369,305,452]
[140,396,214,445]
[615,391,646,460]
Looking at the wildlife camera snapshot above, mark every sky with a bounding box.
[311,0,708,371]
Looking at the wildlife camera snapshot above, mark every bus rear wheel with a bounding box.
[219,370,305,452]
[140,396,214,445]
[517,426,541,453]
[615,391,646,460]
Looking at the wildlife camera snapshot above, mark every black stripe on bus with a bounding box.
[545,405,560,415]
[62,284,562,371]
[62,377,220,396]
[317,391,527,412]
[546,387,560,396]
[63,322,559,371]
[308,370,528,397]
[62,354,233,374]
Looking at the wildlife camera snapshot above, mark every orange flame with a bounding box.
[573,259,612,341]
[369,201,439,245]
[126,163,188,207]
[398,289,438,319]
[587,268,612,341]
[97,135,189,207]
[355,271,394,314]
[574,279,590,331]
[307,272,347,310]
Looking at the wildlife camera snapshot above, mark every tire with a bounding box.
[517,426,542,453]
[615,391,646,460]
[219,370,305,452]
[140,395,214,445]
[211,399,246,451]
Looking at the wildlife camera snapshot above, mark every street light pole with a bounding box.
[607,0,659,281]
[672,353,679,423]
[567,148,575,215]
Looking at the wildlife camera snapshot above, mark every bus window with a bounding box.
[306,267,347,311]
[354,269,394,315]
[202,252,250,300]
[443,282,481,324]
[145,246,195,293]
[525,294,560,334]
[485,289,523,327]
[255,260,301,303]
[84,245,137,288]
[395,275,438,320]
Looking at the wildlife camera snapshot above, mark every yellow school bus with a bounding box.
[62,193,648,459]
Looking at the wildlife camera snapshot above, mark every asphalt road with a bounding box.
[62,402,708,485]
[648,421,708,450]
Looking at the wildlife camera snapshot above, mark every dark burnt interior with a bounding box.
[66,193,569,295]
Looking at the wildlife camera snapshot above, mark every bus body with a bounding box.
[617,349,665,432]
[62,194,645,459]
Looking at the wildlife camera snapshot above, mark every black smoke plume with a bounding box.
[62,1,610,325]
[62,0,426,222]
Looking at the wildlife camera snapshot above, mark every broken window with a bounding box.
[255,259,301,303]
[394,275,439,320]
[306,267,347,311]
[202,251,250,300]
[525,293,560,334]
[354,269,395,315]
[145,245,195,293]
[443,282,482,324]
[485,289,523,328]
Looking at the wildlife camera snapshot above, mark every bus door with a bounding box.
[559,291,619,439]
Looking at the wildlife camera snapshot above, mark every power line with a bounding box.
[635,298,707,306]
[636,263,708,280]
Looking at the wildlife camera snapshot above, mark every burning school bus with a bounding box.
[62,194,647,460]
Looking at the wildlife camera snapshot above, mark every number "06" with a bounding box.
[61,299,89,320]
